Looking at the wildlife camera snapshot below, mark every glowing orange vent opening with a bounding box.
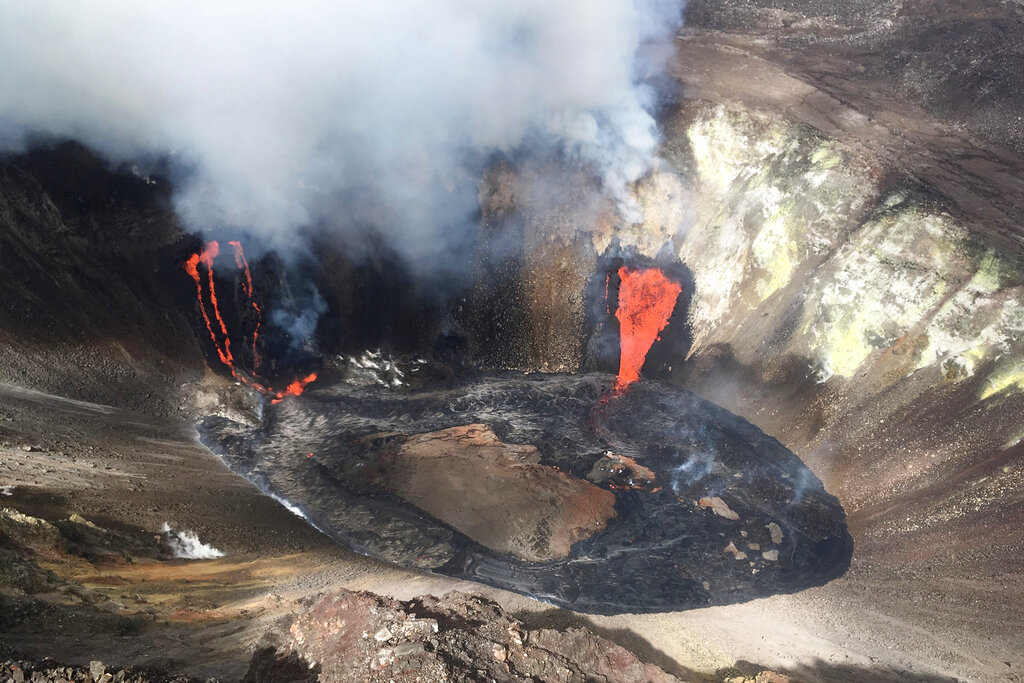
[614,266,682,391]
[183,240,317,402]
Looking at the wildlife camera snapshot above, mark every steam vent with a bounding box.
[3,1,1024,682]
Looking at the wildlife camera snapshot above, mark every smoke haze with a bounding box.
[0,1,681,259]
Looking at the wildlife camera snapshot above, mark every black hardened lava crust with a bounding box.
[200,372,853,615]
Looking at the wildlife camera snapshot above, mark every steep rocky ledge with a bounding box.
[0,143,203,413]
[465,22,1024,680]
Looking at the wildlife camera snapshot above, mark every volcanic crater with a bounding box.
[1,2,1024,680]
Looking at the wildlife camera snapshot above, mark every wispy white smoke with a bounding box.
[0,1,681,253]
[269,492,308,520]
[271,286,327,349]
[161,522,225,559]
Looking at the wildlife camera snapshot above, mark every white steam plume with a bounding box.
[161,522,226,560]
[0,1,682,254]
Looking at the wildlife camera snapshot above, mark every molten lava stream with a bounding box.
[613,266,682,391]
[183,240,316,402]
[271,373,319,404]
[183,242,234,368]
[228,240,263,370]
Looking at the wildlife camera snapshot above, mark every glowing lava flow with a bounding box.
[184,241,316,401]
[271,373,318,404]
[228,240,263,370]
[183,242,233,367]
[613,266,682,391]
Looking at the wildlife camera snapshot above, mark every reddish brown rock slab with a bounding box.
[383,423,617,562]
[587,451,658,490]
[245,589,683,683]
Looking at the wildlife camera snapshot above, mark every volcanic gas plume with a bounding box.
[184,241,316,403]
[613,266,682,390]
[0,2,683,265]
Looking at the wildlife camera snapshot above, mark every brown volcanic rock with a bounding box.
[587,451,658,490]
[245,589,682,683]
[383,424,617,562]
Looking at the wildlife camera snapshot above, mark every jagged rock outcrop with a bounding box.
[244,590,683,683]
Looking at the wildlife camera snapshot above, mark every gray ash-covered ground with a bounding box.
[199,371,852,615]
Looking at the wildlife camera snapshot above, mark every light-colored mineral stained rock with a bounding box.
[724,541,748,560]
[767,522,784,545]
[385,424,616,562]
[616,103,1024,400]
[699,496,740,520]
[0,508,63,554]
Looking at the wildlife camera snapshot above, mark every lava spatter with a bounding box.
[271,373,319,404]
[184,240,315,402]
[614,267,682,391]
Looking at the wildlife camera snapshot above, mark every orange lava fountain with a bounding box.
[183,240,316,401]
[613,266,682,391]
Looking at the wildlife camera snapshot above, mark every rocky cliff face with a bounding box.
[0,143,202,413]
[686,0,1024,157]
[478,24,1024,675]
[496,95,1024,494]
[638,102,1024,483]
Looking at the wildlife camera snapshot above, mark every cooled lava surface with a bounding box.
[199,372,852,614]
